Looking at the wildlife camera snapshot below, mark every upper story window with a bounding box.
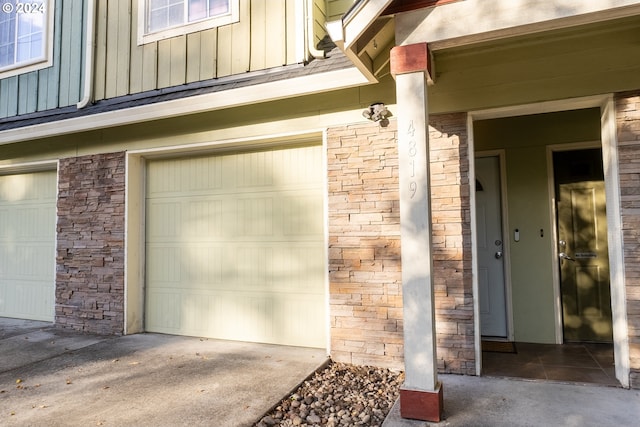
[139,0,239,45]
[0,0,53,78]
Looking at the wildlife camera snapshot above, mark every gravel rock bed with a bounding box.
[255,361,404,427]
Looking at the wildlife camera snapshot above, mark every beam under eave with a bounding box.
[372,40,393,77]
[327,20,378,83]
[327,1,395,84]
[343,0,395,49]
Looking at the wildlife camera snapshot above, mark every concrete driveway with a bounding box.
[0,318,327,427]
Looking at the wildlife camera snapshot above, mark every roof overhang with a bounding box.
[327,0,396,83]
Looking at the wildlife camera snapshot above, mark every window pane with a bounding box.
[147,0,232,34]
[188,0,207,22]
[17,29,42,62]
[0,45,14,67]
[148,0,184,32]
[209,0,229,16]
[0,0,45,68]
[168,3,184,27]
[0,13,16,45]
[16,11,44,62]
[148,9,165,32]
[0,2,16,65]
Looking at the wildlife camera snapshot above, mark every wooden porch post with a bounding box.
[390,42,443,423]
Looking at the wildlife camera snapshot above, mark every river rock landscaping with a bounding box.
[255,361,404,427]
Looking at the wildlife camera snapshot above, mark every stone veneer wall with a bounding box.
[617,90,640,389]
[327,120,404,369]
[56,152,126,334]
[327,114,475,374]
[429,113,475,375]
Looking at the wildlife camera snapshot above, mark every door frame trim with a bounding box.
[475,150,514,342]
[468,94,630,387]
[546,141,603,345]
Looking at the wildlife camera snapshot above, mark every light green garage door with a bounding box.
[145,145,326,347]
[0,170,56,321]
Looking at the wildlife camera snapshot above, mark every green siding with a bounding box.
[0,0,86,119]
[94,0,108,100]
[37,1,64,112]
[59,0,85,106]
[0,78,18,117]
[105,0,132,98]
[327,0,351,21]
[18,74,39,115]
[94,0,305,100]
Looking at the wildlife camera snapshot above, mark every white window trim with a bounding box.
[137,0,239,45]
[0,0,55,79]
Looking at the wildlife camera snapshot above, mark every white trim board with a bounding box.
[0,67,370,146]
[397,0,640,50]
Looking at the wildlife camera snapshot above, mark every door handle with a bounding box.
[559,252,575,261]
[495,251,503,259]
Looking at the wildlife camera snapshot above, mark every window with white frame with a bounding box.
[140,0,238,44]
[0,0,52,76]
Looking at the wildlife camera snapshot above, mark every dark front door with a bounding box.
[553,148,612,342]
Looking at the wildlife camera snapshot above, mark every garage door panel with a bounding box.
[148,244,226,286]
[148,243,324,294]
[1,243,54,279]
[146,245,183,283]
[184,200,224,238]
[0,206,55,240]
[146,289,325,347]
[236,197,274,237]
[0,170,56,322]
[146,201,182,239]
[146,156,224,196]
[282,195,324,236]
[146,290,182,330]
[0,280,53,320]
[146,145,326,347]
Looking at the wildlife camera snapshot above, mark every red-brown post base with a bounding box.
[399,383,444,422]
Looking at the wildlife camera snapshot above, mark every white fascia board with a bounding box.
[397,0,640,48]
[0,67,371,146]
[343,0,394,49]
[326,20,345,46]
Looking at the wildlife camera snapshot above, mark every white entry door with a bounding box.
[475,156,508,337]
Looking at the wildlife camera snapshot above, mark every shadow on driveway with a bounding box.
[0,318,328,427]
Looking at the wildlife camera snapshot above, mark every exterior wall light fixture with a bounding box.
[362,102,391,127]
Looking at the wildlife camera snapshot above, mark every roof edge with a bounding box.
[0,67,371,146]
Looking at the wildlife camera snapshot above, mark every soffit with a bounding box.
[434,14,640,60]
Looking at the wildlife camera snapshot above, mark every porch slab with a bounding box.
[383,374,640,427]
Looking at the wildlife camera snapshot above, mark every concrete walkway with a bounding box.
[383,374,640,427]
[0,318,327,427]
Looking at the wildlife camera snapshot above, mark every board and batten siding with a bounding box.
[0,1,86,119]
[94,0,305,101]
[327,0,352,21]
